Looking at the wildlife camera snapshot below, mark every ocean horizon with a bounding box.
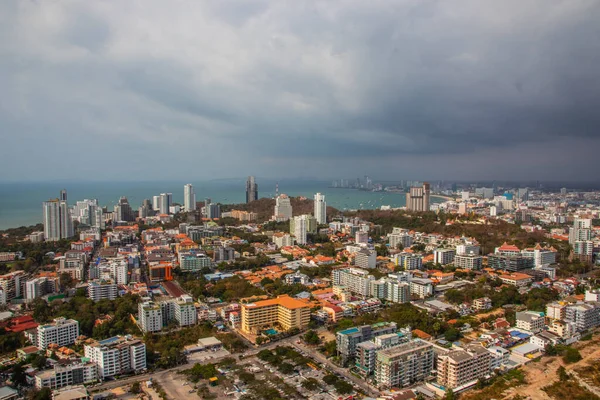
[0,180,443,230]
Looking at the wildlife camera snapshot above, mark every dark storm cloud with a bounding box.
[1,0,599,181]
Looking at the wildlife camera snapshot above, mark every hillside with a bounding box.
[222,197,339,222]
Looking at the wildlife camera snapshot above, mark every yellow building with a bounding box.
[241,295,310,334]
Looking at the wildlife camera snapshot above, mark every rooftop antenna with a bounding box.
[275,182,279,198]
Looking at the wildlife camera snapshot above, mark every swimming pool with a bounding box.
[264,328,278,335]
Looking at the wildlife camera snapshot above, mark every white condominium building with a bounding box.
[454,254,483,270]
[138,301,163,333]
[37,318,80,349]
[274,194,293,221]
[174,295,197,327]
[433,248,456,266]
[88,280,118,302]
[314,193,327,224]
[375,339,434,389]
[184,184,196,212]
[332,268,373,297]
[84,336,146,379]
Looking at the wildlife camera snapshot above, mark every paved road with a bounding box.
[92,332,379,398]
[292,340,380,397]
[91,335,300,392]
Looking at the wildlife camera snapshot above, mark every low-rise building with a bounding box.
[35,361,97,389]
[515,311,545,333]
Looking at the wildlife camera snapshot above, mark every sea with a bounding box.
[0,179,444,230]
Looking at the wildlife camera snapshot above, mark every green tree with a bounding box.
[334,380,353,394]
[303,330,321,345]
[444,328,460,342]
[302,377,320,391]
[130,382,141,394]
[557,366,569,382]
[11,363,27,387]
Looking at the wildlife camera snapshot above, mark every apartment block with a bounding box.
[332,267,373,297]
[35,360,97,389]
[409,278,434,299]
[454,254,483,270]
[37,318,80,349]
[375,339,434,389]
[88,280,118,302]
[336,322,397,365]
[433,249,456,266]
[565,303,600,332]
[354,248,377,269]
[138,301,163,333]
[515,311,545,333]
[393,253,423,271]
[84,336,146,379]
[436,345,492,389]
[240,295,310,335]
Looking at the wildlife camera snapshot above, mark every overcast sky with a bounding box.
[1,0,599,182]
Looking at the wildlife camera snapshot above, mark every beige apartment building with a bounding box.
[436,345,492,389]
[241,295,310,334]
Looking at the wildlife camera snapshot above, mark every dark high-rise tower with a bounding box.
[246,176,258,203]
[60,189,67,202]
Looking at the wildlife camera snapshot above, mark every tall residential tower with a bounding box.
[406,183,430,212]
[246,176,258,203]
[314,193,327,224]
[43,195,73,241]
[184,184,196,212]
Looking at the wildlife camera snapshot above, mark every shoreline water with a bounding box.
[0,181,446,230]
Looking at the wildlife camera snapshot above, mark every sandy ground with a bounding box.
[503,340,600,400]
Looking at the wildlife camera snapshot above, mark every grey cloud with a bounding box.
[1,0,600,181]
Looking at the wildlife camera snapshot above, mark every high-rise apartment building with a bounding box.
[246,176,258,203]
[37,318,80,349]
[336,322,398,365]
[274,194,293,221]
[332,267,373,297]
[240,295,310,334]
[375,339,434,389]
[405,183,430,212]
[84,336,146,379]
[158,193,172,215]
[138,301,163,333]
[314,193,327,224]
[183,184,196,212]
[436,345,492,389]
[43,199,73,241]
[114,197,135,222]
[290,214,316,245]
[88,280,118,302]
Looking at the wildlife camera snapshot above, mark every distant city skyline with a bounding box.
[1,1,599,181]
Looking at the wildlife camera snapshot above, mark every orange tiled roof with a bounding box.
[244,295,310,310]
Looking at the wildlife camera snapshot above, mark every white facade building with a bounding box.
[433,249,456,265]
[183,184,196,212]
[37,318,80,349]
[314,193,327,224]
[88,280,118,302]
[138,301,163,333]
[274,194,293,221]
[84,336,146,379]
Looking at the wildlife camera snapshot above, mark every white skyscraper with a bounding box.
[159,193,171,215]
[314,193,327,224]
[43,199,73,241]
[293,215,311,245]
[184,184,196,212]
[152,196,160,211]
[274,194,293,221]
